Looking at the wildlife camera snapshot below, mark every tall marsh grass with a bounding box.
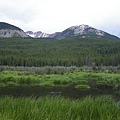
[0,69,120,89]
[0,95,120,120]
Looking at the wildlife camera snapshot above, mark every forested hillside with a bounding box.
[0,37,120,67]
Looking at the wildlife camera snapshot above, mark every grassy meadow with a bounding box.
[0,95,120,120]
[0,66,120,90]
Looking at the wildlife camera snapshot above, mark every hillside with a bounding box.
[0,22,28,37]
[0,37,120,67]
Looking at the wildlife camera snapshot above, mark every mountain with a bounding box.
[26,31,62,39]
[52,25,120,40]
[0,22,28,37]
[26,24,119,40]
[26,31,50,38]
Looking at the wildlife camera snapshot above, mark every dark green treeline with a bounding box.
[0,37,120,67]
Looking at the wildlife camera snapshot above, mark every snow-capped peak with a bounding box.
[69,25,90,35]
[26,31,50,38]
[25,24,119,40]
[69,24,90,30]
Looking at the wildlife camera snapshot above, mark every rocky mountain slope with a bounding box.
[0,22,119,40]
[26,24,119,40]
[0,22,28,37]
[26,31,50,38]
[52,25,120,40]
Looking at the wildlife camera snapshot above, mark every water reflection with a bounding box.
[0,85,120,100]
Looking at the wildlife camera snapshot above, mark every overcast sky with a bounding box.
[0,0,120,37]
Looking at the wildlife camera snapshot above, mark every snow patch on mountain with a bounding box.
[95,30,104,36]
[69,25,90,35]
[26,31,50,38]
[69,25,105,37]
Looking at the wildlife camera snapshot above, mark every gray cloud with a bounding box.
[0,0,120,37]
[0,0,37,23]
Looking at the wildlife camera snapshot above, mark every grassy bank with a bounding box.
[0,95,119,120]
[0,68,120,90]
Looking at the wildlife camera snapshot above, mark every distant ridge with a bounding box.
[0,22,119,40]
[26,24,120,40]
[51,25,120,40]
[0,22,28,37]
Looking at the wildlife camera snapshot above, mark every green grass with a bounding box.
[0,69,120,89]
[75,84,90,90]
[0,95,119,120]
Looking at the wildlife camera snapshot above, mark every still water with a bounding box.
[0,84,119,99]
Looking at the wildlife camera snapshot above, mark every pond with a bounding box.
[0,84,120,100]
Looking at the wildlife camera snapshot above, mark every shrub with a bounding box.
[18,76,33,85]
[97,80,106,85]
[6,81,15,86]
[61,80,71,85]
[77,80,88,84]
[53,79,61,85]
[40,83,54,87]
[87,78,97,89]
[75,84,90,90]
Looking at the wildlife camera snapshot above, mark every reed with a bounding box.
[0,95,119,120]
[0,70,120,89]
